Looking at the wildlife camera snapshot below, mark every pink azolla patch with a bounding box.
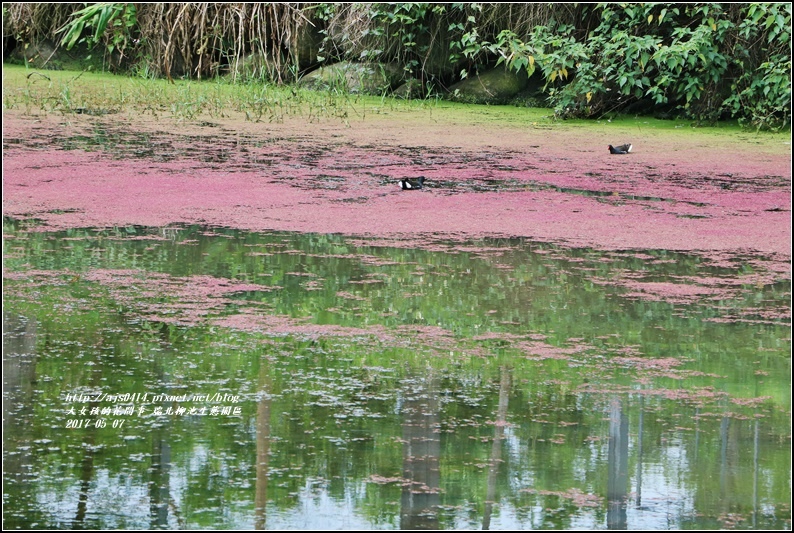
[576,382,730,406]
[592,273,756,306]
[67,268,278,327]
[610,356,684,369]
[2,111,790,265]
[520,488,604,508]
[365,475,411,485]
[517,339,590,361]
[620,281,734,303]
[211,311,396,341]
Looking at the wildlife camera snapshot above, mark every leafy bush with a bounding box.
[56,2,137,69]
[721,3,791,130]
[490,3,790,129]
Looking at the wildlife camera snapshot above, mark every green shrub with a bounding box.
[491,3,790,129]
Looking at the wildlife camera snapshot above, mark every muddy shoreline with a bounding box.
[3,110,791,266]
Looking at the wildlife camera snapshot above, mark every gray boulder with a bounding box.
[448,67,530,105]
[299,61,405,95]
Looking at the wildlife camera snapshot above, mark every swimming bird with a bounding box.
[399,176,426,190]
[608,143,632,154]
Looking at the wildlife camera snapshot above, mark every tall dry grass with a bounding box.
[4,3,318,81]
[3,3,567,81]
[137,3,315,81]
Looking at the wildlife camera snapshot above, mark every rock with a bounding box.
[447,66,530,105]
[6,39,100,71]
[299,61,405,95]
[391,79,424,99]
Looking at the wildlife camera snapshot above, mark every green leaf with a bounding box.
[66,20,86,49]
[96,6,116,41]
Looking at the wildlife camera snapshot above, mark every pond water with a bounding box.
[2,221,790,530]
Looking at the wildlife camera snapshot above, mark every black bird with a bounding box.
[399,176,426,190]
[608,143,633,154]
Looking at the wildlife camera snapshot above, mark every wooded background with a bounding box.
[3,3,790,129]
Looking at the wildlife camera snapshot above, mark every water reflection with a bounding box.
[255,362,271,530]
[3,312,39,527]
[149,429,172,528]
[2,224,790,530]
[607,398,628,530]
[483,366,510,530]
[400,374,441,529]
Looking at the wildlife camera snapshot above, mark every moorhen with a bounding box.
[608,143,633,154]
[399,176,426,190]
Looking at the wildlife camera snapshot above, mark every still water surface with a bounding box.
[3,222,790,529]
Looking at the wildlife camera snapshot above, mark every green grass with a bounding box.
[2,63,586,127]
[3,63,789,143]
[2,63,447,124]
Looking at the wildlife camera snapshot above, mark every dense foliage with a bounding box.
[340,3,790,128]
[486,3,791,129]
[3,2,790,129]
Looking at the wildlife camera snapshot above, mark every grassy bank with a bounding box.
[3,64,789,151]
[2,63,398,123]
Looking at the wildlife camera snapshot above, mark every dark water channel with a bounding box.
[3,221,790,529]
